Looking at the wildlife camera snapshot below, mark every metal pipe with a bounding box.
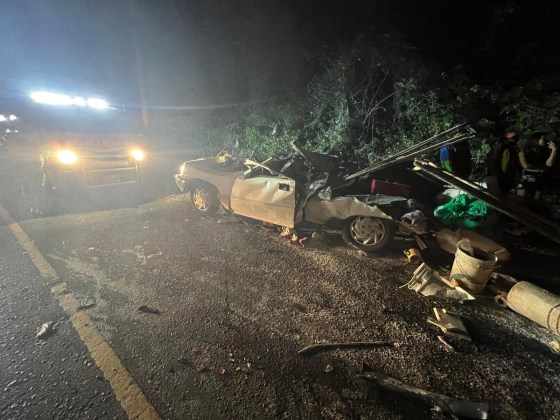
[413,160,560,244]
[344,133,476,181]
[506,281,560,335]
[385,123,469,159]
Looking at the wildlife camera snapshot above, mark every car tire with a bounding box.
[341,216,395,253]
[190,183,220,215]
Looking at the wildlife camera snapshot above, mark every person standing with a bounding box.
[439,133,472,179]
[486,128,520,196]
[518,131,557,200]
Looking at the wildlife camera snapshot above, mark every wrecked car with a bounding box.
[176,144,412,252]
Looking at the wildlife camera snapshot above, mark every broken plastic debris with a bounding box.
[219,367,226,375]
[405,263,474,302]
[235,365,253,375]
[289,234,308,248]
[437,335,455,353]
[138,305,161,314]
[359,368,489,419]
[36,322,55,339]
[324,364,334,373]
[400,210,428,234]
[428,308,471,341]
[549,341,559,355]
[280,227,294,237]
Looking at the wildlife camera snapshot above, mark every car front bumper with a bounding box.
[47,163,140,191]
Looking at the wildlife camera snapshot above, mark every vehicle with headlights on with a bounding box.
[10,94,149,215]
[24,133,148,215]
[41,134,146,191]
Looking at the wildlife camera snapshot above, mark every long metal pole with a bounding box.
[413,160,560,244]
[383,123,469,161]
[344,132,476,181]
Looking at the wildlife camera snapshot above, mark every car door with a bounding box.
[230,175,296,227]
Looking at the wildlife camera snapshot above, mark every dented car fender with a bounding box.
[303,195,397,225]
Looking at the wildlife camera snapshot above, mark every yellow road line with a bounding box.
[0,205,159,420]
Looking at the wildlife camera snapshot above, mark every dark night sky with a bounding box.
[1,0,559,108]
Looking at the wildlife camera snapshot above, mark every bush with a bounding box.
[166,31,560,181]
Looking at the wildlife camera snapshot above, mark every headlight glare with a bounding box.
[131,149,145,161]
[56,150,78,164]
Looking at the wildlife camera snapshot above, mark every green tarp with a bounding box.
[434,193,488,229]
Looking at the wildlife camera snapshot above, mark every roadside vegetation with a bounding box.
[149,20,560,180]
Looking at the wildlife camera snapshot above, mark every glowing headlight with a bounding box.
[56,150,78,164]
[131,149,145,161]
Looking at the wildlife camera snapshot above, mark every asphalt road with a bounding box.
[0,216,125,420]
[1,153,559,419]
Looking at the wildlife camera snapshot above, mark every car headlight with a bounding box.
[131,149,145,161]
[56,150,78,164]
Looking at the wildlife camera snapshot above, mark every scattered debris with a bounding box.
[400,210,428,234]
[405,263,475,302]
[324,364,334,373]
[262,221,277,229]
[197,363,208,373]
[138,305,161,315]
[435,228,511,262]
[280,227,294,237]
[405,264,446,297]
[414,158,560,245]
[36,322,55,339]
[428,308,471,341]
[288,233,308,248]
[490,272,518,286]
[359,368,489,419]
[77,303,96,311]
[219,367,226,375]
[311,231,322,240]
[404,248,422,264]
[192,347,202,355]
[298,341,394,357]
[235,363,253,375]
[437,335,455,353]
[549,341,560,355]
[414,234,428,251]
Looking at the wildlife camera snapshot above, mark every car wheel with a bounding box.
[190,184,220,215]
[341,216,395,253]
